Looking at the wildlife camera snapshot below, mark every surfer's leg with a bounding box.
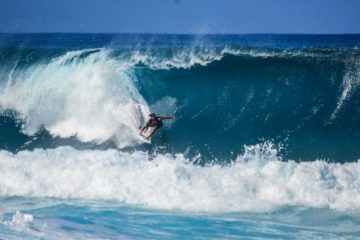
[147,127,159,139]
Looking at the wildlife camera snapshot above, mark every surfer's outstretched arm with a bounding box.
[159,116,176,120]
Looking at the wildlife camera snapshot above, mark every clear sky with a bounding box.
[0,0,359,34]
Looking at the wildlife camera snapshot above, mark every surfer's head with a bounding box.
[149,113,156,118]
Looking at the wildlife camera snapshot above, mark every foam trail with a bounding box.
[5,211,33,229]
[0,49,150,148]
[330,56,360,121]
[0,144,359,213]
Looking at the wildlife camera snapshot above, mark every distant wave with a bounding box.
[120,47,358,70]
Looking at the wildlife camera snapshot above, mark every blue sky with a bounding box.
[0,0,359,33]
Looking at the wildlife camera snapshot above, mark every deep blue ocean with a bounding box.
[0,33,360,239]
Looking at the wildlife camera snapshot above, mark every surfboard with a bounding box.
[140,126,157,139]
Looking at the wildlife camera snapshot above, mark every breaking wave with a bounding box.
[0,144,359,212]
[0,45,360,160]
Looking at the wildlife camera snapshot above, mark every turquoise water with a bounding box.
[0,34,360,239]
[1,197,360,239]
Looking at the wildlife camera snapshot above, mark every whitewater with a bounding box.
[0,33,360,239]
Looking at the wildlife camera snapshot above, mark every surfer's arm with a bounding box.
[140,124,148,135]
[159,116,176,120]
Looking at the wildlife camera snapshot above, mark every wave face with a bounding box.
[0,34,360,163]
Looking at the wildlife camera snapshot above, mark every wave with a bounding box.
[116,46,360,70]
[0,47,360,161]
[0,49,150,148]
[0,143,359,212]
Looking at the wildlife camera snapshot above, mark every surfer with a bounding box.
[140,113,176,139]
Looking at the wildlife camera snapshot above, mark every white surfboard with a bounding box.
[140,126,157,139]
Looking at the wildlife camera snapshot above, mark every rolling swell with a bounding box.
[0,45,360,162]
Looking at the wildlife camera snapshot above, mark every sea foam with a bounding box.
[0,49,149,148]
[0,143,359,213]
